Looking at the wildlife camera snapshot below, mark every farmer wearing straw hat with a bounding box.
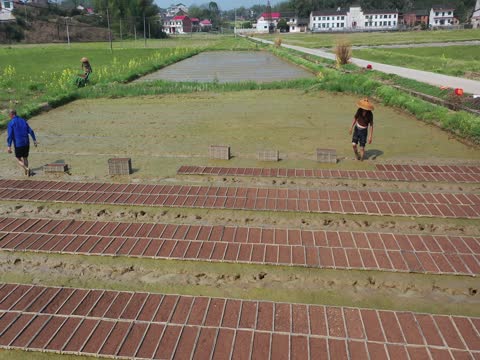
[76,57,93,87]
[80,57,92,78]
[349,98,374,161]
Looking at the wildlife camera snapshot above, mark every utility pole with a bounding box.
[148,20,151,38]
[134,20,137,43]
[106,6,113,52]
[65,17,71,48]
[234,8,237,37]
[119,18,123,46]
[143,13,147,48]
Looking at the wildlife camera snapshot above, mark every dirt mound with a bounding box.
[23,19,110,43]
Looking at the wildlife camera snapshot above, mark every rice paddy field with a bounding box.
[0,36,257,127]
[0,35,480,360]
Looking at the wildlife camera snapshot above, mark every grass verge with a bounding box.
[353,45,480,78]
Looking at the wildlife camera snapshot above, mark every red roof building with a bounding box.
[164,15,192,34]
[259,12,281,20]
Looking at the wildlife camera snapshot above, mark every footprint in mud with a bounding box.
[254,272,267,280]
[469,288,477,296]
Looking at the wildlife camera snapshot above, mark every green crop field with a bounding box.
[257,29,480,48]
[353,45,480,78]
[0,35,256,126]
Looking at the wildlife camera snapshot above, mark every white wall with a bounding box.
[429,8,454,27]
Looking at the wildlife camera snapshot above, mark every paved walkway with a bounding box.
[1,217,478,275]
[0,180,478,219]
[250,37,480,94]
[0,284,479,359]
[178,165,480,183]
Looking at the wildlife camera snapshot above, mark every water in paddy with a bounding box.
[135,51,315,83]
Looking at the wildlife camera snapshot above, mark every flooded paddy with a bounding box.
[1,90,478,180]
[136,51,315,83]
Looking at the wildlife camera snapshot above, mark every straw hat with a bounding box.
[81,57,89,63]
[356,98,374,111]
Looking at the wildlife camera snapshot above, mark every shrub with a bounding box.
[274,37,282,47]
[335,39,352,66]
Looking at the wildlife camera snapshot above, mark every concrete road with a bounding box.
[250,37,480,94]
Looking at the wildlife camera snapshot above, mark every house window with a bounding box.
[292,26,295,30]
[384,21,387,26]
[384,15,388,18]
[393,21,396,26]
[389,14,391,18]
[341,16,344,20]
[327,17,330,20]
[442,12,445,16]
[435,20,438,24]
[388,21,391,25]
[436,12,439,16]
[322,23,325,28]
[4,1,11,8]
[374,22,377,26]
[448,11,451,15]
[365,22,368,27]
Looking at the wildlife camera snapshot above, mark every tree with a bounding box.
[277,18,289,32]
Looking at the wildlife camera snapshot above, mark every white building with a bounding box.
[310,6,398,32]
[310,9,348,31]
[363,9,398,30]
[166,3,188,17]
[287,16,308,32]
[429,6,455,27]
[256,12,280,33]
[472,0,480,28]
[0,0,15,21]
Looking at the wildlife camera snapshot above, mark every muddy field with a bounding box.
[1,90,478,181]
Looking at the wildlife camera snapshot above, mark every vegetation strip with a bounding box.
[0,217,478,276]
[0,283,479,359]
[178,165,480,183]
[0,179,478,219]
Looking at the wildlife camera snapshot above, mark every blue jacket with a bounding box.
[7,116,37,148]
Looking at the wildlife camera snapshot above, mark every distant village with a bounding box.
[159,2,480,34]
[1,1,480,33]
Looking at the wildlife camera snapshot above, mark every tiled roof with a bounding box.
[363,9,398,14]
[312,9,348,16]
[260,12,281,19]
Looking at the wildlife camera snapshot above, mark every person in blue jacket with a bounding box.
[6,110,38,176]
